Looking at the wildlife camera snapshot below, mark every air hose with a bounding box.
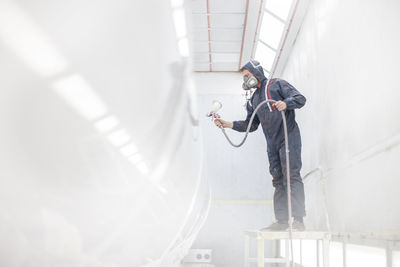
[218,98,295,266]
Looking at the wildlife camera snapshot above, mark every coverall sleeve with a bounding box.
[232,101,260,132]
[278,79,306,109]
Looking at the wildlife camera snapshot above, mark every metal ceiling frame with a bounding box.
[194,70,239,73]
[193,0,292,72]
[193,51,240,54]
[206,0,212,71]
[251,0,265,59]
[191,0,310,78]
[252,0,311,76]
[264,8,286,23]
[194,60,240,64]
[259,39,277,52]
[194,40,242,43]
[238,0,250,70]
[193,26,243,30]
[268,0,301,76]
[192,0,250,72]
[192,11,245,15]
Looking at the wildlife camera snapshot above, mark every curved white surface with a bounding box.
[0,0,208,266]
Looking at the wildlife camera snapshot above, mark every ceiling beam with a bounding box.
[193,40,242,43]
[264,8,286,24]
[238,0,250,70]
[193,51,240,54]
[251,0,264,59]
[194,70,239,73]
[206,0,212,71]
[193,27,243,31]
[194,61,239,64]
[259,39,277,52]
[192,12,245,15]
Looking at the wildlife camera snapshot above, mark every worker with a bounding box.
[214,60,306,231]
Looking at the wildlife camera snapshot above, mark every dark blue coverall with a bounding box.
[232,60,306,221]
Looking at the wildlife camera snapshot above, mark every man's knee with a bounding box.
[268,150,282,177]
[290,173,303,185]
[277,172,303,187]
[272,176,284,188]
[269,165,282,179]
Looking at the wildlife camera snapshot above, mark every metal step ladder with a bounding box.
[244,230,331,267]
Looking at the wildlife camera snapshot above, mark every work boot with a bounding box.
[288,219,306,231]
[260,221,289,231]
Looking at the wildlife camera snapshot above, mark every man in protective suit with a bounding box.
[214,60,306,231]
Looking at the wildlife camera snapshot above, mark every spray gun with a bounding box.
[206,100,222,120]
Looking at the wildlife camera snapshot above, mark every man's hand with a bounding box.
[274,101,287,111]
[214,118,233,129]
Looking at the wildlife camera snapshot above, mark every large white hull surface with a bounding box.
[0,0,207,266]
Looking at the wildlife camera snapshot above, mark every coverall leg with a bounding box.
[268,126,306,221]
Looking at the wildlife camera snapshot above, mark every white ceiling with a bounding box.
[188,0,298,74]
[189,0,258,72]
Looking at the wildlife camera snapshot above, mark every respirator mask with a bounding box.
[242,75,258,90]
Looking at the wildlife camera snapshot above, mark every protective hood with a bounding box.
[241,60,267,83]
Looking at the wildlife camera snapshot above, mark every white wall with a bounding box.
[282,0,400,233]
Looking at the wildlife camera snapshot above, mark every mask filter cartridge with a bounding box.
[242,76,258,90]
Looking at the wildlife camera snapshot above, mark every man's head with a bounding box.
[240,60,267,88]
[241,68,260,90]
